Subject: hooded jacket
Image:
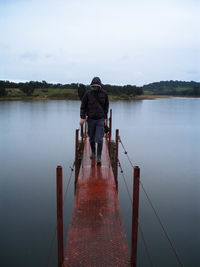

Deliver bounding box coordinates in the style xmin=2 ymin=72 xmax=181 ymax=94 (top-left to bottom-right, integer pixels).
xmin=80 ymin=88 xmax=109 ymax=120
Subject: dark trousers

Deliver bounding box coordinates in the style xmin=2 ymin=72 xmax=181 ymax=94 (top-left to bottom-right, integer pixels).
xmin=87 ymin=118 xmax=104 ymax=144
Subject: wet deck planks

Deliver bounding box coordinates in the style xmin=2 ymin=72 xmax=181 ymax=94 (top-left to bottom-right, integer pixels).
xmin=63 ymin=137 xmax=130 ymax=266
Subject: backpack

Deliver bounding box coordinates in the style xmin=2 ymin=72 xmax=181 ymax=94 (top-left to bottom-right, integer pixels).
xmin=78 ymin=84 xmax=87 ymax=100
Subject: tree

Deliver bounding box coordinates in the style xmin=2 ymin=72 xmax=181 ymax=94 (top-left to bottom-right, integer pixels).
xmin=0 ymin=88 xmax=6 ymax=97
xmin=193 ymin=86 xmax=200 ymax=96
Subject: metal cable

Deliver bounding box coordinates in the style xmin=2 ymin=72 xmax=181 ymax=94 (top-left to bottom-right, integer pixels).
xmin=138 ymin=223 xmax=154 ymax=267
xmin=45 ymin=162 xmax=75 ymax=267
xmin=118 ymin=160 xmax=132 ymax=203
xmin=118 ymin=136 xmax=184 ymax=266
xmin=118 ymin=159 xmax=154 ymax=267
xmin=118 ymin=136 xmax=134 ymax=167
xmin=63 ymin=161 xmax=75 ymax=204
xmin=140 ymin=181 xmax=184 ymax=267
xmin=45 ymin=226 xmax=57 ymax=267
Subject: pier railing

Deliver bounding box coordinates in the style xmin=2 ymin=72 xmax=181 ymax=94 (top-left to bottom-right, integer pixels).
xmin=45 ymin=108 xmax=183 ymax=267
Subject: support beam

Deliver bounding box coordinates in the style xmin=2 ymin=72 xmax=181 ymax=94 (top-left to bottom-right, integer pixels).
xmin=114 ymin=129 xmax=119 ymax=191
xmin=131 ymin=166 xmax=140 ymax=267
xmin=56 ymin=165 xmax=64 ymax=267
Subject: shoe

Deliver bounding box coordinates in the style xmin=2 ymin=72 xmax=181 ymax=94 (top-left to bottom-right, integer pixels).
xmin=97 ymin=156 xmax=101 ymax=165
xmin=97 ymin=143 xmax=102 ymax=165
xmin=90 ymin=151 xmax=95 ymax=159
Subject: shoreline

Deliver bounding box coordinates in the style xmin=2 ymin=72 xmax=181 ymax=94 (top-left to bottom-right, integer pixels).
xmin=0 ymin=94 xmax=199 ymax=101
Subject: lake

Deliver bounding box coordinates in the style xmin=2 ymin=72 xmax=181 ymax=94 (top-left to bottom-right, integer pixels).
xmin=0 ymin=98 xmax=199 ymax=267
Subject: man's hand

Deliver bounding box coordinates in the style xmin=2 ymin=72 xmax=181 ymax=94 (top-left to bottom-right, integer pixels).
xmin=80 ymin=119 xmax=85 ymax=126
xmin=104 ymin=119 xmax=107 ymax=126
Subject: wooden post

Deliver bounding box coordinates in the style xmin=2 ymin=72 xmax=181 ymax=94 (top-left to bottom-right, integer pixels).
xmin=109 ymin=109 xmax=112 ymax=152
xmin=75 ymin=129 xmax=79 ymax=185
xmin=81 ymin=124 xmax=83 ymax=144
xmin=114 ymin=129 xmax=119 ymax=191
xmin=131 ymin=166 xmax=140 ymax=267
xmin=84 ymin=119 xmax=87 ymax=138
xmin=56 ymin=165 xmax=63 ymax=267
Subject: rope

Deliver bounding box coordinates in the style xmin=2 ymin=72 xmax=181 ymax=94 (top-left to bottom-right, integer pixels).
xmin=45 ymin=162 xmax=75 ymax=267
xmin=118 ymin=136 xmax=134 ymax=167
xmin=118 ymin=159 xmax=154 ymax=267
xmin=140 ymin=181 xmax=184 ymax=266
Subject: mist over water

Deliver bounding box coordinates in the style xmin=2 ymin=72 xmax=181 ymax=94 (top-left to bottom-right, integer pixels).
xmin=0 ymin=98 xmax=199 ymax=267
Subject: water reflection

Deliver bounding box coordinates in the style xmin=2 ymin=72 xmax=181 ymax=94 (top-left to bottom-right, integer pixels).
xmin=0 ymin=99 xmax=200 ymax=267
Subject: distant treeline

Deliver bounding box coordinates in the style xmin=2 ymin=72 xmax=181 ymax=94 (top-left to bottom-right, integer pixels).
xmin=0 ymin=80 xmax=79 ymax=96
xmin=0 ymin=79 xmax=200 ymax=97
xmin=143 ymin=80 xmax=200 ymax=96
xmin=102 ymin=84 xmax=143 ymax=96
xmin=0 ymin=80 xmax=143 ymax=97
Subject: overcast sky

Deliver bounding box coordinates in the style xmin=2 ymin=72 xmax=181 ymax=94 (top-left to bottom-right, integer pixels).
xmin=0 ymin=0 xmax=199 ymax=86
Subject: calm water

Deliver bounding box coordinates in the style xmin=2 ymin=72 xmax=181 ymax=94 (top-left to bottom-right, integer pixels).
xmin=0 ymin=98 xmax=199 ymax=267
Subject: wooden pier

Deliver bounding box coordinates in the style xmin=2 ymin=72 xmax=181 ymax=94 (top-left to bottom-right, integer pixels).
xmin=54 ymin=113 xmax=183 ymax=267
xmin=63 ymin=137 xmax=130 ymax=266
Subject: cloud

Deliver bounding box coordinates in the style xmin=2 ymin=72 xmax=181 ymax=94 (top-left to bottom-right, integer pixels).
xmin=20 ymin=52 xmax=39 ymax=61
xmin=0 ymin=0 xmax=199 ymax=85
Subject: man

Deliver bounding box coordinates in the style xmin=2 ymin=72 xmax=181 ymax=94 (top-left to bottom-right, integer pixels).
xmin=80 ymin=77 xmax=109 ymax=164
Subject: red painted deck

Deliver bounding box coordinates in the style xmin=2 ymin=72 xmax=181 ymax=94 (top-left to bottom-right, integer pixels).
xmin=63 ymin=138 xmax=130 ymax=266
